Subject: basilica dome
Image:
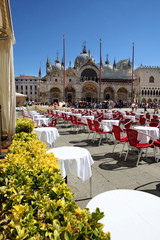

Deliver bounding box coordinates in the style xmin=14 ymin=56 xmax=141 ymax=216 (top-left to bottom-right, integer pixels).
xmin=103 ymin=56 xmax=113 ymax=71
xmin=103 ymin=64 xmax=113 ymax=71
xmin=52 ymin=58 xmax=63 ymax=71
xmin=74 ymin=47 xmax=95 ymax=68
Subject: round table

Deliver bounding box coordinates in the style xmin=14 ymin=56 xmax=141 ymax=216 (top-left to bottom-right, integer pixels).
xmin=33 ymin=127 xmax=59 ymax=147
xmin=87 ymin=189 xmax=160 ymax=240
xmin=134 ymin=126 xmax=159 ymax=144
xmin=47 ymin=146 xmax=94 ymax=199
xmin=81 ymin=115 xmax=94 ymax=124
xmin=34 ymin=117 xmax=49 ymax=127
xmin=47 ymin=146 xmax=94 ymax=182
xmin=100 ymin=120 xmax=119 ymax=131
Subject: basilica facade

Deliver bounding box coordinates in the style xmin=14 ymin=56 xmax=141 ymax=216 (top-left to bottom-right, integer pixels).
xmin=39 ymin=45 xmax=135 ymax=104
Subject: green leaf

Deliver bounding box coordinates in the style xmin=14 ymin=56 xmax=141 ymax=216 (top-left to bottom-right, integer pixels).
xmin=54 ymin=230 xmax=60 ymax=240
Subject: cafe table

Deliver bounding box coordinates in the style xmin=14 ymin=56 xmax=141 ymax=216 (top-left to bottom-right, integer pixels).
xmin=81 ymin=115 xmax=94 ymax=124
xmin=100 ymin=119 xmax=119 ymax=131
xmin=134 ymin=126 xmax=159 ymax=144
xmin=47 ymin=146 xmax=94 ymax=198
xmin=86 ymin=189 xmax=160 ymax=240
xmin=33 ymin=127 xmax=59 ymax=148
xmin=34 ymin=117 xmax=49 ymax=127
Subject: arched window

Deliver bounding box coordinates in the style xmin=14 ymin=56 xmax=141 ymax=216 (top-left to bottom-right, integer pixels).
xmin=149 ymin=76 xmax=154 ymax=83
xmin=142 ymin=90 xmax=144 ymax=96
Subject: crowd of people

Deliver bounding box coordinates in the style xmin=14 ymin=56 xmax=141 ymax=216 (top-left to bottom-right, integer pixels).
xmin=25 ymin=100 xmax=160 ymax=114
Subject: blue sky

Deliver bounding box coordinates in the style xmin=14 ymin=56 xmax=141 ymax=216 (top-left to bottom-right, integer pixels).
xmin=10 ymin=0 xmax=160 ymax=77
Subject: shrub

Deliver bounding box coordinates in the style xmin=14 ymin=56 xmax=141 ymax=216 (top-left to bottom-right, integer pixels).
xmin=16 ymin=118 xmax=34 ymax=133
xmin=0 ymin=121 xmax=110 ymax=239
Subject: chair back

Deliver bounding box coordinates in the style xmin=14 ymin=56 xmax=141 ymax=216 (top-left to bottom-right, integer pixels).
xmin=146 ymin=112 xmax=150 ymax=120
xmin=70 ymin=115 xmax=75 ymax=124
xmin=93 ymin=120 xmax=100 ymax=133
xmin=150 ymin=119 xmax=159 ymax=124
xmin=124 ymin=118 xmax=132 ymax=129
xmin=126 ymin=128 xmax=138 ymax=147
xmin=149 ymin=122 xmax=159 ymax=127
xmin=51 ymin=118 xmax=57 ymax=127
xmin=139 ymin=117 xmax=146 ymax=126
xmin=153 ymin=115 xmax=158 ymax=120
xmin=87 ymin=118 xmax=94 ymax=131
xmin=112 ymin=125 xmax=121 ymax=141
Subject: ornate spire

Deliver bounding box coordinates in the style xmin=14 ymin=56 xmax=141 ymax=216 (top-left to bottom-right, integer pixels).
xmin=105 ymin=54 xmax=109 ymax=64
xmin=113 ymin=58 xmax=116 ymax=69
xmin=55 ymin=51 xmax=60 ymax=63
xmin=82 ymin=40 xmax=87 ymax=54
xmin=39 ymin=66 xmax=41 ymax=78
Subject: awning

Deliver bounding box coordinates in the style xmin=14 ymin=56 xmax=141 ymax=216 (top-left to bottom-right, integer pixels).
xmin=0 ymin=0 xmax=16 ymax=139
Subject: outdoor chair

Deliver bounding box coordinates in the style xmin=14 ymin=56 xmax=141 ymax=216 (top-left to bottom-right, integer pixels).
xmin=87 ymin=118 xmax=96 ymax=141
xmin=73 ymin=115 xmax=84 ymax=133
xmin=124 ymin=128 xmax=154 ymax=167
xmin=93 ymin=120 xmax=112 ymax=146
xmin=112 ymin=125 xmax=128 ymax=157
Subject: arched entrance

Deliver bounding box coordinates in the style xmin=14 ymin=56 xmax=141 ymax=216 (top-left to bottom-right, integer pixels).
xmin=65 ymin=86 xmax=75 ymax=103
xmin=50 ymin=87 xmax=61 ymax=102
xmin=104 ymin=87 xmax=114 ymax=101
xmin=81 ymin=68 xmax=98 ymax=82
xmin=82 ymin=83 xmax=98 ymax=102
xmin=117 ymin=88 xmax=128 ymax=101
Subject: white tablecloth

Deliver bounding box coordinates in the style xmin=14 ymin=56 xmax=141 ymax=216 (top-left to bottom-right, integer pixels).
xmin=34 ymin=127 xmax=59 ymax=147
xmin=81 ymin=115 xmax=94 ymax=124
xmin=34 ymin=117 xmax=49 ymax=127
xmin=32 ymin=114 xmax=45 ymax=121
xmin=103 ymin=112 xmax=113 ymax=119
xmin=100 ymin=120 xmax=119 ymax=131
xmin=87 ymin=189 xmax=160 ymax=240
xmin=47 ymin=146 xmax=94 ymax=182
xmin=72 ymin=113 xmax=81 ymax=118
xmin=124 ymin=115 xmax=136 ymax=122
xmin=134 ymin=126 xmax=159 ymax=144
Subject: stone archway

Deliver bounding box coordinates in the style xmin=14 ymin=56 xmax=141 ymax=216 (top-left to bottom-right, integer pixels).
xmin=148 ymin=98 xmax=152 ymax=103
xmin=117 ymin=88 xmax=128 ymax=101
xmin=82 ymin=83 xmax=98 ymax=102
xmin=142 ymin=98 xmax=146 ymax=103
xmin=65 ymin=86 xmax=76 ymax=103
xmin=104 ymin=87 xmax=114 ymax=101
xmin=50 ymin=87 xmax=61 ymax=102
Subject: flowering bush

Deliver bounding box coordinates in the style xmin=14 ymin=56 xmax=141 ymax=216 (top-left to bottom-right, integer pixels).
xmin=0 ymin=121 xmax=110 ymax=239
xmin=16 ymin=118 xmax=34 ymax=133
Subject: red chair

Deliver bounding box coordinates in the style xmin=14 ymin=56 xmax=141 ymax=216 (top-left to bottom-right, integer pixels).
xmin=123 ymin=118 xmax=132 ymax=131
xmin=112 ymin=125 xmax=128 ymax=157
xmin=149 ymin=122 xmax=159 ymax=127
xmin=73 ymin=116 xmax=84 ymax=133
xmin=146 ymin=112 xmax=151 ymax=121
xmin=153 ymin=139 xmax=160 ymax=162
xmin=139 ymin=117 xmax=146 ymax=126
xmin=48 ymin=118 xmax=57 ymax=127
xmin=70 ymin=115 xmax=76 ymax=131
xmin=87 ymin=118 xmax=96 ymax=140
xmin=93 ymin=120 xmax=112 ymax=146
xmin=124 ymin=128 xmax=153 ymax=166
xmin=153 ymin=115 xmax=158 ymax=120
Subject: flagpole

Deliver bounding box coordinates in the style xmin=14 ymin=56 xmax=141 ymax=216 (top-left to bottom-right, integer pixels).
xmin=99 ymin=38 xmax=102 ymax=103
xmin=63 ymin=35 xmax=65 ymax=101
xmin=131 ymin=42 xmax=134 ymax=103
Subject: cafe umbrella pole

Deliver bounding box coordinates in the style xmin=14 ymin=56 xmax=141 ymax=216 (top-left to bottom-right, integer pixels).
xmin=0 ymin=105 xmax=7 ymax=159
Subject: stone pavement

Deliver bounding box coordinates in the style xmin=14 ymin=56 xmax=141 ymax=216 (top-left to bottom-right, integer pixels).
xmin=52 ymin=108 xmax=160 ymax=209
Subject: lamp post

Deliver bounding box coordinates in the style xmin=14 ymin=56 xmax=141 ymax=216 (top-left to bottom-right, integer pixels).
xmin=131 ymin=42 xmax=134 ymax=103
xmin=99 ymin=38 xmax=102 ymax=103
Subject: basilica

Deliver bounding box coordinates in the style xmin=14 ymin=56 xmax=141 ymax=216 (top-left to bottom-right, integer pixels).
xmin=39 ymin=44 xmax=135 ymax=104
